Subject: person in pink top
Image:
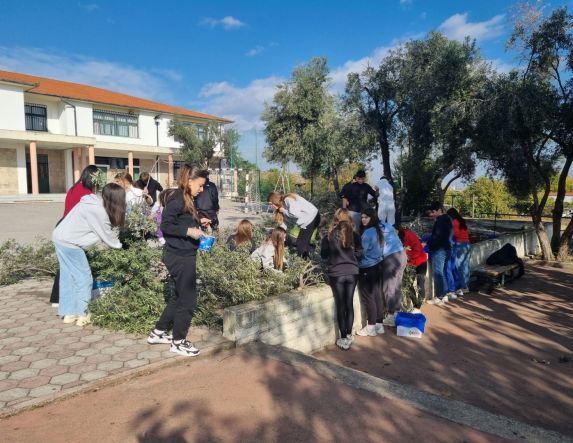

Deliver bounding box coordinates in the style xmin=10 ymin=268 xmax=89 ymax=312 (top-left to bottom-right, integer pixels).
xmin=447 ymin=208 xmax=471 ymax=295
xmin=51 ymin=165 xmax=99 ymax=305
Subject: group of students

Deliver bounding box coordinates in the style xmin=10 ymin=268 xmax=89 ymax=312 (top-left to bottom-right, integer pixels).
xmin=51 ymin=164 xmax=470 ymax=357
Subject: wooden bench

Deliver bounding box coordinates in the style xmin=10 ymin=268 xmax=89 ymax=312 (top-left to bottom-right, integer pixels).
xmin=469 ymin=263 xmax=521 ymax=294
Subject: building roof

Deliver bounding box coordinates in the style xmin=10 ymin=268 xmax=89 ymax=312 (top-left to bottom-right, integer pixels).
xmin=0 ymin=69 xmax=232 ymax=123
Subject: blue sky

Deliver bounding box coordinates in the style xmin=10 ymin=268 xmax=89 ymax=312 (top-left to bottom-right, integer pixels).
xmin=0 ymin=0 xmax=571 ymax=173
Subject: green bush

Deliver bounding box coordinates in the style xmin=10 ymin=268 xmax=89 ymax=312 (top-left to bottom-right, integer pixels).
xmin=0 ymin=239 xmax=57 ymax=286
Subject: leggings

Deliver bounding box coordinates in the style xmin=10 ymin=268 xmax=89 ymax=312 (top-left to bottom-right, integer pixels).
xmin=329 ymin=274 xmax=358 ymax=338
xmin=296 ymin=214 xmax=321 ymax=258
xmin=416 ymin=261 xmax=428 ymax=300
xmin=358 ymin=263 xmax=383 ymax=325
xmin=381 ymin=250 xmax=407 ymax=314
xmin=155 ymin=252 xmax=198 ymax=341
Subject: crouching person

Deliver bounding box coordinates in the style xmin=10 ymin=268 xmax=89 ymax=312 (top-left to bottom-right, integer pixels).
xmin=52 ymin=183 xmax=126 ymax=327
xmin=251 ymin=227 xmax=287 ymax=271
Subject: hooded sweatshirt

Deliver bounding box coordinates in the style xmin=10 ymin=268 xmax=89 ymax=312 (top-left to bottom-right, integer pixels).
xmin=53 ymin=194 xmax=122 ymax=250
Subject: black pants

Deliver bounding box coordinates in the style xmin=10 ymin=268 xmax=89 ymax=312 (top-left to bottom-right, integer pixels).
xmin=50 ymin=269 xmax=60 ymax=303
xmin=358 ymin=263 xmax=383 ymax=325
xmin=330 ymin=274 xmax=358 ymax=338
xmin=155 ymin=252 xmax=198 ymax=341
xmin=416 ymin=262 xmax=428 ymax=301
xmin=296 ymin=214 xmax=321 ymax=259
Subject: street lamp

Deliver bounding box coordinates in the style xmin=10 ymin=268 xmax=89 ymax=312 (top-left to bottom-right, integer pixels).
xmin=154 ymin=115 xmax=160 ymax=147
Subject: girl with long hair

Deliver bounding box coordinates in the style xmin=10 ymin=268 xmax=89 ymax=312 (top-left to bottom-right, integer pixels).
xmin=267 ymin=191 xmax=320 ymax=259
xmin=51 ymin=165 xmax=100 ymax=306
xmin=447 ymin=207 xmax=471 ymax=296
xmin=227 ymin=219 xmax=256 ymax=252
xmin=147 ymin=164 xmax=210 ymax=357
xmin=52 ymin=183 xmax=126 ymax=326
xmin=321 ymin=209 xmax=362 ymax=350
xmin=356 ymin=207 xmax=385 ymax=337
xmin=251 ymin=227 xmax=287 ymax=271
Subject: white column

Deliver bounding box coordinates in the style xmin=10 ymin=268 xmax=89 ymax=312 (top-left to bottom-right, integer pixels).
xmin=16 ymin=145 xmax=28 ymax=195
xmin=64 ymin=149 xmax=74 ymax=190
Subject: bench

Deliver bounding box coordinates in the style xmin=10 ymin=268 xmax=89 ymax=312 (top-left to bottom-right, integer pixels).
xmin=469 ymin=263 xmax=521 ymax=294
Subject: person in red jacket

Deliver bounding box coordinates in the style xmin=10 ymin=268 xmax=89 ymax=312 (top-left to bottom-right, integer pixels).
xmin=51 ymin=165 xmax=99 ymax=305
xmin=397 ymin=225 xmax=428 ymax=306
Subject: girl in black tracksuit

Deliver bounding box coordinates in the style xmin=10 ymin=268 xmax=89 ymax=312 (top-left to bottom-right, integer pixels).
xmin=321 ymin=209 xmax=362 ymax=350
xmin=147 ymin=164 xmax=209 ymax=357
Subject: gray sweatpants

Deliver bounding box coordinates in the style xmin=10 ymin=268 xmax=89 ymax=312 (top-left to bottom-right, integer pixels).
xmin=380 ymin=249 xmax=408 ymax=315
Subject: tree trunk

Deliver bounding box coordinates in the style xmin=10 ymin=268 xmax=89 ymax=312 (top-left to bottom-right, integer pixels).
xmin=557 ymin=217 xmax=573 ymax=260
xmin=331 ymin=167 xmax=340 ymax=195
xmin=310 ymin=176 xmax=314 ymax=199
xmin=378 ymin=135 xmax=393 ymax=182
xmin=533 ymin=218 xmax=554 ymax=260
xmin=551 ymin=156 xmax=573 ymax=252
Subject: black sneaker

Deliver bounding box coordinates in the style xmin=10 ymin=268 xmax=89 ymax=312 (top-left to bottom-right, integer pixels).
xmin=147 ymin=330 xmax=173 ymax=344
xmin=170 ymin=339 xmax=200 ymax=357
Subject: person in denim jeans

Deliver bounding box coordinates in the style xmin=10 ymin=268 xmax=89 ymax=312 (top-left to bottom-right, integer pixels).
xmin=447 ymin=208 xmax=471 ymax=295
xmin=423 ymin=202 xmax=453 ymax=305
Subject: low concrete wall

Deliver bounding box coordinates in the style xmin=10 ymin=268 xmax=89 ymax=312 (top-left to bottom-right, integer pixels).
xmin=223 ymin=285 xmax=364 ymax=354
xmin=223 ymin=224 xmax=552 ymax=354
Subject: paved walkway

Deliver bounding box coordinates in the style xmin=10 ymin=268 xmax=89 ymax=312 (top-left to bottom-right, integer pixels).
xmin=0 ymin=346 xmax=517 ymax=443
xmin=315 ymin=262 xmax=573 ymax=437
xmin=0 ymin=279 xmax=230 ymax=414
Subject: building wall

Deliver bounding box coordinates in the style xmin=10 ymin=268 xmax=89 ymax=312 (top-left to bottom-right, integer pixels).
xmin=0 ymin=148 xmax=19 ymax=194
xmin=23 ymin=94 xmax=63 ymax=134
xmin=0 ymin=84 xmax=25 ymax=131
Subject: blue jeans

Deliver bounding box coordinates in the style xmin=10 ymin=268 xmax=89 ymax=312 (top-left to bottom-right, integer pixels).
xmin=447 ymin=243 xmax=457 ymax=293
xmin=454 ymin=242 xmax=471 ymax=289
xmin=431 ymin=248 xmax=450 ymax=298
xmin=54 ymin=243 xmax=93 ymax=316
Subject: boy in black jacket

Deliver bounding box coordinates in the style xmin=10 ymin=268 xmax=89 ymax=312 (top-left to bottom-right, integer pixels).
xmin=424 ymin=201 xmax=454 ymax=304
xmin=195 ymin=174 xmax=220 ymax=232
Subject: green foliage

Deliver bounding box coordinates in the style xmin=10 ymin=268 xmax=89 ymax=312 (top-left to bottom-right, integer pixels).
xmin=169 ymin=120 xmax=222 ymax=168
xmin=0 ymin=239 xmax=57 ymax=286
xmin=446 ymin=177 xmax=520 ymax=217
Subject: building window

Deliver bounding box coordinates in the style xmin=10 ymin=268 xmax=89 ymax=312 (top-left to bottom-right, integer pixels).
xmin=25 ymin=103 xmax=48 ymax=132
xmin=93 ymin=110 xmax=139 ymax=138
xmin=181 ymin=121 xmax=206 ymax=138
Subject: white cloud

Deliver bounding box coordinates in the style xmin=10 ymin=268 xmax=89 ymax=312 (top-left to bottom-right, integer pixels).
xmin=438 ymin=13 xmax=505 ymax=42
xmin=400 ymin=0 xmax=412 ymax=8
xmin=78 ymin=3 xmax=99 ymax=12
xmin=0 ymin=47 xmax=182 ymax=103
xmin=201 ymin=16 xmax=246 ymax=30
xmin=246 ymin=46 xmax=264 ymax=57
xmin=198 ymin=77 xmax=283 ymax=131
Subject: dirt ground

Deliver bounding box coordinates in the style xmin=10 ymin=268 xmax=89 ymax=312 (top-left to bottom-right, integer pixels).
xmin=315 ymin=262 xmax=573 ymax=437
xmin=0 ymin=350 xmax=512 ymax=443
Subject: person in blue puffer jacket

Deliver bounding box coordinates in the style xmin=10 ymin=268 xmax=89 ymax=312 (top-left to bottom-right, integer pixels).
xmin=356 ymin=207 xmax=385 ymax=337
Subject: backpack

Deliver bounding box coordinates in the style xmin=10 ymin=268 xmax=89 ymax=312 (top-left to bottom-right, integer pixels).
xmin=486 ymin=243 xmax=524 ymax=276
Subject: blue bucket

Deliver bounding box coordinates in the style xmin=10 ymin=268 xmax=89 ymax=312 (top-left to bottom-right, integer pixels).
xmin=396 ymin=312 xmax=426 ymax=333
xmin=199 ymin=235 xmax=216 ymax=252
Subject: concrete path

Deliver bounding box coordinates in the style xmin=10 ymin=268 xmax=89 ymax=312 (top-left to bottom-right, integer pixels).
xmin=0 ymin=279 xmax=230 ymax=415
xmin=315 ymin=262 xmax=573 ymax=438
xmin=0 ymin=346 xmax=517 ymax=443
xmin=0 ymin=198 xmax=264 ymax=244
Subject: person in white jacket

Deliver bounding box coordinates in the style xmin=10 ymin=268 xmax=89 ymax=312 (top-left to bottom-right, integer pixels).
xmin=251 ymin=227 xmax=288 ymax=271
xmin=52 ymin=183 xmax=126 ymax=326
xmin=267 ymin=191 xmax=320 ymax=258
xmin=115 ymin=172 xmax=153 ymax=209
xmin=375 ymin=176 xmax=395 ymax=225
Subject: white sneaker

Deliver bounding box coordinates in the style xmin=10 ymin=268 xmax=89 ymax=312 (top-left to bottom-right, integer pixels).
xmin=461 ymin=288 xmax=470 ymax=294
xmin=455 ymin=289 xmax=464 ymax=296
xmin=356 ymin=325 xmax=377 ymax=337
xmin=147 ymin=330 xmax=173 ymax=344
xmin=336 ymin=338 xmax=347 ymax=349
xmin=51 ymin=303 xmax=59 ymax=308
xmin=345 ymin=334 xmax=354 ymax=345
xmin=170 ymin=339 xmax=200 ymax=357
xmin=426 ymin=298 xmax=441 ymax=305
xmin=343 ymin=337 xmax=353 ymax=349
xmin=75 ymin=314 xmax=91 ymax=326
xmin=62 ymin=315 xmax=78 ymax=324
xmin=375 ymin=323 xmax=385 ymax=334
xmin=442 ymin=295 xmax=449 ymax=303
xmin=446 ymin=292 xmax=457 ymax=300
xmin=382 ymin=313 xmax=396 ymax=327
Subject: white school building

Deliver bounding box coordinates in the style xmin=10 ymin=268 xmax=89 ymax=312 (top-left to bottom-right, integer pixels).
xmin=0 ymin=69 xmax=232 ymax=195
